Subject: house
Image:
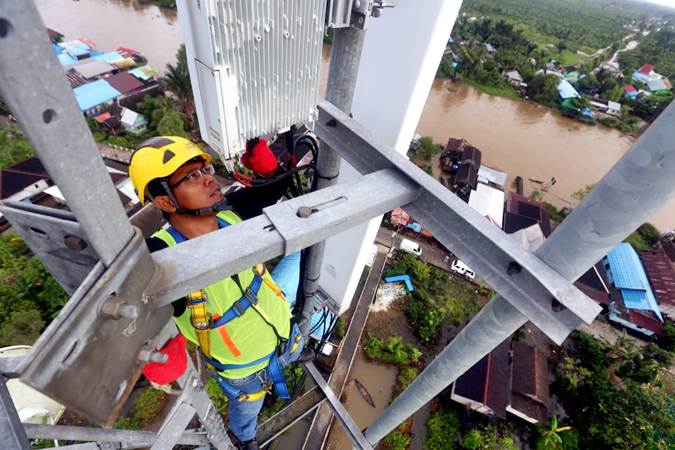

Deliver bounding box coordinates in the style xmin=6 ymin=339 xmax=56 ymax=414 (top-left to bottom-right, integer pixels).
xmin=623 ymin=84 xmax=639 ymax=99
xmin=646 ymin=78 xmax=672 ymax=94
xmin=557 ymin=80 xmax=580 ymax=100
xmin=640 ymin=249 xmax=675 ymax=321
xmin=72 ymin=79 xmax=122 ymax=115
xmin=0 ymin=157 xmax=50 ymax=205
xmin=503 ymin=191 xmax=552 ymax=237
xmin=453 ymin=146 xmax=482 ymax=198
xmin=120 ymin=108 xmax=147 ymax=136
xmin=105 ymin=72 xmax=145 ymax=96
xmin=604 ymin=243 xmax=663 ymax=337
xmin=588 ymin=99 xmax=621 ymax=116
xmin=504 ymin=69 xmax=527 ymax=88
xmin=73 ymin=59 xmax=117 ymax=80
xmin=452 ymin=340 xmax=550 ymax=424
xmin=477 ymin=165 xmax=507 ymax=190
xmin=468 ymin=183 xmax=505 ymax=228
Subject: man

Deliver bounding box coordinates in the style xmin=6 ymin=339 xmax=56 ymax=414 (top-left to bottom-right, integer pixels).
xmin=129 ymin=136 xmax=304 ymax=450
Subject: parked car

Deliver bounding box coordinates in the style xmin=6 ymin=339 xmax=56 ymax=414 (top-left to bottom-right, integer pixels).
xmin=399 ymin=238 xmax=422 ymax=256
xmin=450 ymin=259 xmax=475 ymax=279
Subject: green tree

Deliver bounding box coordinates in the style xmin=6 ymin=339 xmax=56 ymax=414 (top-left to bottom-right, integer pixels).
xmin=535 ymin=416 xmax=572 ymax=450
xmin=0 ymin=122 xmax=34 ymax=170
xmin=461 ymin=430 xmax=484 ymax=450
xmin=415 ymin=137 xmax=442 ymax=161
xmin=425 ymin=408 xmax=461 ymax=450
xmin=165 ymin=44 xmax=195 ymax=129
xmin=157 ymin=110 xmax=189 ymax=138
xmin=0 ymin=310 xmax=44 ymax=346
xmin=527 ymin=74 xmax=560 ymax=106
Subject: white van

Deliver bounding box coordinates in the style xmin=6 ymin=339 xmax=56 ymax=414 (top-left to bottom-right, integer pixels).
xmin=450 ymin=259 xmax=475 ymax=279
xmin=399 ymin=238 xmax=422 ymax=256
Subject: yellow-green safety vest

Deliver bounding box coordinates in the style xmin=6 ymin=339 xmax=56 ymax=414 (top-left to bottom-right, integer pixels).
xmin=152 ymin=210 xmax=292 ymax=379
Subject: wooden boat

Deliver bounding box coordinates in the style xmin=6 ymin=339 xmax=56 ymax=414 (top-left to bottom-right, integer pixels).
xmin=354 ymin=378 xmax=375 ymax=408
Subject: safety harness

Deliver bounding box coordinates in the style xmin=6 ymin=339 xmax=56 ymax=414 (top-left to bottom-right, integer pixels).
xmin=166 ymin=221 xmax=298 ymax=402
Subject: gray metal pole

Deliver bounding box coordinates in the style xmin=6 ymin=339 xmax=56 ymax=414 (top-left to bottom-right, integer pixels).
xmin=300 ymin=27 xmax=366 ymax=336
xmin=0 ymin=1 xmax=134 ymax=266
xmin=364 ymin=102 xmax=675 ymax=444
xmin=0 ymin=377 xmax=30 ymax=450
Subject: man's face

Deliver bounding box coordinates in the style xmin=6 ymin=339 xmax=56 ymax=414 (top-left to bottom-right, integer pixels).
xmin=167 ymin=160 xmax=223 ymax=211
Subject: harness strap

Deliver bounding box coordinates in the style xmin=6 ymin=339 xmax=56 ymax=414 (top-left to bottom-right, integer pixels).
xmin=201 ymin=349 xmax=276 ymax=372
xmin=187 ymin=290 xmax=212 ymax=358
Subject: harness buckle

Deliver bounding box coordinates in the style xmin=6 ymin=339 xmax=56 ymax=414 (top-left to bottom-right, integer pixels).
xmin=232 ymin=300 xmax=247 ymax=317
xmin=245 ymin=287 xmax=259 ymax=305
xmin=190 ymin=315 xmax=212 ymax=331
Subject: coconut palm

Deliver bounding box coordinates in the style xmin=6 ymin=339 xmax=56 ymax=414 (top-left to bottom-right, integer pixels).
xmin=165 ymin=45 xmax=195 ymax=129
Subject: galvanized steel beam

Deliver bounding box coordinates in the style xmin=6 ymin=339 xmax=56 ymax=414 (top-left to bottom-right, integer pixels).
xmin=315 ymin=98 xmax=601 ymax=344
xmin=0 ymin=377 xmax=29 ymax=450
xmin=363 ymin=100 xmax=675 ymax=445
xmin=0 ymin=1 xmax=133 ymax=266
xmin=146 ymin=169 xmax=418 ymax=306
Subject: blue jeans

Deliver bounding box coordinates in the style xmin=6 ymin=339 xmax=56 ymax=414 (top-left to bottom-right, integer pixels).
xmin=219 ymin=252 xmax=302 ymax=442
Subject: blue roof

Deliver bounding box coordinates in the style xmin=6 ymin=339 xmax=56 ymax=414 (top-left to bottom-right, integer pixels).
xmin=557 ymin=80 xmax=580 ymax=99
xmin=384 ymin=274 xmax=415 ymax=292
xmin=53 ymin=44 xmax=63 ymax=55
xmin=632 ymin=72 xmax=652 ymax=83
xmin=62 ymin=42 xmax=90 ymax=57
xmin=93 ymin=52 xmax=124 ymax=63
xmin=73 ymin=80 xmax=121 ymax=111
xmin=605 ymin=243 xmax=662 ymax=321
xmin=57 ymin=52 xmax=77 ymax=66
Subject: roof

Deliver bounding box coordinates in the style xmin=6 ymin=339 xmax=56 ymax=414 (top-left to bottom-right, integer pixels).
xmin=557 ymin=80 xmax=580 ymax=99
xmin=74 ymin=59 xmax=116 ymax=79
xmin=116 ymin=47 xmax=139 ymax=58
xmin=640 ymin=249 xmax=675 ymax=307
xmin=65 ymin=70 xmax=89 ymax=89
xmin=445 ymin=138 xmax=466 ymax=152
xmin=57 ymin=53 xmax=77 ymax=66
xmin=453 ymin=340 xmax=511 ymax=417
xmin=606 ymin=243 xmax=663 ymax=321
xmin=469 ymin=183 xmax=505 ymax=228
xmin=623 ymin=84 xmax=637 ymax=93
xmin=575 ymin=281 xmax=610 ymax=305
xmin=455 ymin=164 xmax=478 ymax=189
xmin=129 ymin=66 xmax=157 ymax=81
xmin=504 ymin=192 xmax=552 ymax=237
xmin=505 ymin=70 xmax=523 ymax=82
xmin=73 ymin=80 xmax=122 ymax=111
xmin=461 ymin=145 xmax=482 ymax=167
xmin=511 ymin=342 xmax=549 ymax=405
xmin=60 ymin=40 xmax=91 ymax=58
xmin=626 ymin=311 xmax=663 ymax=335
xmin=632 ymin=71 xmax=652 ymax=83
xmin=0 ymin=157 xmax=50 ymax=200
xmin=647 ymin=78 xmax=671 ymax=93
xmin=390 ymin=207 xmax=410 ymax=226
xmin=663 ymin=240 xmax=675 ymax=263
xmin=477 ymin=165 xmax=507 ymax=188
xmin=607 ymin=101 xmax=621 ymax=111
xmin=105 ymin=72 xmax=144 ymax=95
xmin=638 ymin=64 xmax=654 ymax=75
xmin=93 ymin=51 xmax=124 ymax=64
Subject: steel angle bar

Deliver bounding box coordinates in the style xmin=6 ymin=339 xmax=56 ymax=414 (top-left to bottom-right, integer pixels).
xmin=24 ymin=424 xmax=209 ymax=447
xmin=257 ymin=386 xmax=325 ymax=447
xmin=304 ymin=362 xmax=373 ymax=450
xmin=20 ymin=230 xmax=173 ymax=425
xmin=1 ymin=201 xmax=100 ymax=294
xmin=315 ymin=99 xmax=601 ymax=344
xmin=0 ymin=1 xmax=133 ymax=265
xmin=150 ymin=399 xmax=196 ymax=450
xmin=146 ymin=169 xmax=418 ymax=307
xmin=0 ymin=377 xmax=30 ymax=450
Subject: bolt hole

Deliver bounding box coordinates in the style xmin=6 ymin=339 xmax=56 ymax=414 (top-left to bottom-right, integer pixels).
xmin=42 ymin=109 xmax=57 ymax=124
xmin=61 ymin=339 xmax=79 ymax=364
xmin=0 ymin=18 xmax=13 ymax=39
xmin=112 ymin=380 xmax=128 ymax=405
xmin=29 ymin=227 xmax=48 ymax=238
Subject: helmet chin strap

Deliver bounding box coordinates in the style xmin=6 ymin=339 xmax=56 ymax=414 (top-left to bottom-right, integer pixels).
xmin=159 ymin=180 xmax=233 ymax=217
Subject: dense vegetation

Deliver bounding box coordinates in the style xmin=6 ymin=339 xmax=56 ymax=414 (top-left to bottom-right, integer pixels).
xmin=462 ymin=0 xmax=672 ymax=51
xmin=0 ymin=235 xmax=69 ymax=346
xmin=0 ymin=122 xmax=34 ymax=170
xmin=553 ymin=331 xmax=674 ymax=449
xmin=620 ymin=28 xmax=675 ymax=80
xmin=386 ymin=254 xmax=486 ymax=345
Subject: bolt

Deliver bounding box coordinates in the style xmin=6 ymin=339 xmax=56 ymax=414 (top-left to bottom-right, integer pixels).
xmin=64 ymin=234 xmax=87 ymax=251
xmin=138 ymin=348 xmax=168 ymax=363
xmin=506 ymin=261 xmax=522 ymax=275
xmin=100 ymin=296 xmax=138 ymax=320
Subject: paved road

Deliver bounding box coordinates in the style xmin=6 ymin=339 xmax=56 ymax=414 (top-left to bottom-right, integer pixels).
xmin=376 ymin=227 xmax=451 ymax=273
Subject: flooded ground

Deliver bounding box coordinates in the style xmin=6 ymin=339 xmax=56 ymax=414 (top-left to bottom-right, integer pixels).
xmin=37 ymin=0 xmax=182 ymax=71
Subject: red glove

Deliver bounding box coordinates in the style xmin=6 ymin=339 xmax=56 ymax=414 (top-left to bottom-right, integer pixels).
xmin=242 ymin=138 xmax=278 ymax=177
xmin=142 ymin=334 xmax=188 ymax=385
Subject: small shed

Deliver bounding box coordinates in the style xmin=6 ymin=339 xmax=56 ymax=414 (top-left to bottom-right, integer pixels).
xmin=120 ymin=108 xmax=147 ymax=135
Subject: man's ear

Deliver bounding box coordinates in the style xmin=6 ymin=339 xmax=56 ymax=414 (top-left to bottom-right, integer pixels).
xmin=154 ymin=195 xmax=177 ymax=214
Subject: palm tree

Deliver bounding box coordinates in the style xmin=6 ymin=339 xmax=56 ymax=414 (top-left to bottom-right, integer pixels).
xmin=536 ymin=416 xmax=572 ymax=450
xmin=165 ymin=45 xmax=195 ymax=130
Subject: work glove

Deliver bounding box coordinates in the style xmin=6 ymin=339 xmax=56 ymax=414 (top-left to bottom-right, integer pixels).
xmin=242 ymin=137 xmax=278 ymax=177
xmin=142 ymin=334 xmax=188 ymax=385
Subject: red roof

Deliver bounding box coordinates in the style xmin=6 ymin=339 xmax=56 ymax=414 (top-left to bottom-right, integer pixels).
xmin=638 ymin=64 xmax=654 ymax=75
xmin=627 ymin=310 xmax=663 ymax=335
xmin=640 ymin=249 xmax=675 ymax=307
xmin=94 ymin=112 xmax=112 ymax=123
xmin=623 ymin=84 xmax=637 ymax=93
xmin=116 ymin=47 xmax=139 ymax=58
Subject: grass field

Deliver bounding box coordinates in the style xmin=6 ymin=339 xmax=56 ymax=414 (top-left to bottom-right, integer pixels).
xmin=461 ymin=78 xmax=521 ymax=100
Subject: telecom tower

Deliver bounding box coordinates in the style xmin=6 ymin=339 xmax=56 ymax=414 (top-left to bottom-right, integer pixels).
xmin=0 ymin=1 xmax=674 ymax=449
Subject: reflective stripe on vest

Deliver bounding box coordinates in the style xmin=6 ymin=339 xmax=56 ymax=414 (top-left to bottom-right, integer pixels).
xmin=152 ymin=211 xmax=292 ymax=379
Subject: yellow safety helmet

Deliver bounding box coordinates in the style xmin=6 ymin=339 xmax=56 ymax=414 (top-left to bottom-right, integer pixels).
xmin=129 ymin=136 xmax=212 ymax=205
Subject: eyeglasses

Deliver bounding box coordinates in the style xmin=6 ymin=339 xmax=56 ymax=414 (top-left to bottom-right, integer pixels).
xmin=170 ymin=165 xmax=216 ymax=188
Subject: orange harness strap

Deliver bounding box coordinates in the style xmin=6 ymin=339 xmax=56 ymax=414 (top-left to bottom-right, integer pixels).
xmin=212 ymin=314 xmax=241 ymax=357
